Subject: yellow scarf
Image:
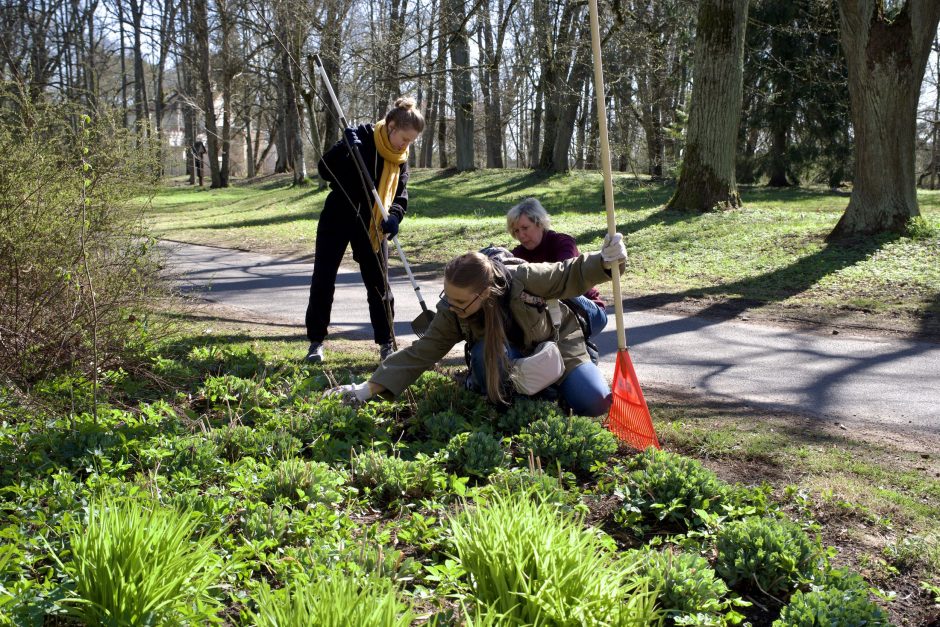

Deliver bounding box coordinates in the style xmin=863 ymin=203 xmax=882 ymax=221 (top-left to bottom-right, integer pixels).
xmin=370 ymin=119 xmax=409 ymax=251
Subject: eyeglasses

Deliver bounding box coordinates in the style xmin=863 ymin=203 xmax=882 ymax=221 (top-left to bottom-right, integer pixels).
xmin=439 ymin=288 xmax=483 ymax=314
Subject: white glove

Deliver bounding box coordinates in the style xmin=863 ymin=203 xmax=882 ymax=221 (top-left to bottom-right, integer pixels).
xmin=324 ymin=381 xmax=373 ymax=403
xmin=600 ymin=233 xmax=627 ymax=268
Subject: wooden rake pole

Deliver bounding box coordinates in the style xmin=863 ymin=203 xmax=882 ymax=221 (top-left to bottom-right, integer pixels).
xmin=588 ymin=0 xmax=660 ymax=450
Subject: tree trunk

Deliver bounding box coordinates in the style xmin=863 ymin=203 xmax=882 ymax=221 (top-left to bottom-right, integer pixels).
xmin=178 ymin=0 xmax=196 ymax=183
xmin=128 ymin=0 xmax=150 ymax=139
xmin=446 ymin=0 xmax=475 ymax=170
xmin=245 ymin=116 xmax=255 ymax=178
xmin=529 ymin=80 xmax=542 ymax=169
xmin=931 ymin=37 xmax=939 ymax=190
xmin=192 ymin=0 xmax=222 ymax=187
xmin=550 ymin=19 xmax=591 ymax=173
xmin=419 ymin=0 xmax=437 ymax=168
xmin=479 ymin=0 xmax=509 ymax=168
xmin=829 ymin=0 xmax=940 ymax=238
xmin=116 ymin=0 xmax=129 ymax=128
xmin=282 ymin=50 xmax=306 ymax=184
xmin=381 ymin=0 xmax=407 ymax=107
xmin=640 ymin=101 xmax=664 ymax=179
xmin=218 ymin=0 xmax=232 ymax=186
xmin=766 ymin=125 xmax=790 ymax=186
xmin=435 ymin=6 xmax=448 ymax=168
xmin=153 ymin=0 xmax=176 ymax=174
xmin=319 ymin=1 xmax=343 ymax=155
xmin=667 ymin=0 xmax=748 ymax=212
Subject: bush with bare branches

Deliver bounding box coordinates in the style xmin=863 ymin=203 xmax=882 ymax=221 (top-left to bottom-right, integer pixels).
xmin=0 ymin=93 xmax=164 ymax=387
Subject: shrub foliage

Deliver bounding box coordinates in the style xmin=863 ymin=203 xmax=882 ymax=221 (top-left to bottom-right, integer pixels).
xmin=0 ymin=95 xmax=162 ymax=386
xmin=715 ymin=516 xmax=821 ymax=598
xmin=516 ymin=414 xmax=617 ymax=474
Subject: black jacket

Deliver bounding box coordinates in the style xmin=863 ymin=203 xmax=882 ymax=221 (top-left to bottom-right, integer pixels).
xmin=317 ymin=123 xmax=410 ymax=222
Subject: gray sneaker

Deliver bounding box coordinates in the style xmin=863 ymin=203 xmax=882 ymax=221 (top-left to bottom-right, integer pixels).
xmin=305 ymin=342 xmax=324 ymax=363
xmin=379 ymin=341 xmax=395 ymax=361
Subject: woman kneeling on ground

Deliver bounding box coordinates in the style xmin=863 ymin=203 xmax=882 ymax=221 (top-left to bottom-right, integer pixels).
xmin=507 ymin=197 xmax=608 ymax=339
xmin=325 ymin=234 xmax=627 ymax=416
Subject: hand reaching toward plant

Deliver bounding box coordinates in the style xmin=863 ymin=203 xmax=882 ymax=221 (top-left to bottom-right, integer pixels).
xmin=324 ymin=380 xmax=378 ymax=404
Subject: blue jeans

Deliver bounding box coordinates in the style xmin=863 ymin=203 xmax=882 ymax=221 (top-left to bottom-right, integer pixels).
xmin=469 ymin=343 xmax=612 ymax=417
xmin=572 ymin=295 xmax=608 ymax=339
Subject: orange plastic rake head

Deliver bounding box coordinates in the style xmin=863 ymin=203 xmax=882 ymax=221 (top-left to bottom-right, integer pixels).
xmin=607 ymin=348 xmax=660 ymax=451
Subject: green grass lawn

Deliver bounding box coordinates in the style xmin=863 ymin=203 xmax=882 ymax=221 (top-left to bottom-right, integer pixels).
xmin=148 ymin=170 xmax=940 ymax=336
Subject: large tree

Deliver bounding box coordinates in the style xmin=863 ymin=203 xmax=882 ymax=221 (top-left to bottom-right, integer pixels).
xmin=444 ymin=0 xmax=474 ymax=170
xmin=667 ymin=0 xmax=749 ymax=212
xmin=829 ymin=0 xmax=940 ymax=238
xmin=192 ymin=0 xmax=223 ymax=187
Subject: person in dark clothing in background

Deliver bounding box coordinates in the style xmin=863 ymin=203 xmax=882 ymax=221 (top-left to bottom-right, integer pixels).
xmin=507 ymin=197 xmax=608 ymax=339
xmin=305 ymin=97 xmax=425 ymax=363
xmin=192 ymin=139 xmax=207 ymax=186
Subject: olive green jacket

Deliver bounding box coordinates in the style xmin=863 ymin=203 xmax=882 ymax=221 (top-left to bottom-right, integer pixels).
xmin=371 ymin=252 xmax=613 ymax=396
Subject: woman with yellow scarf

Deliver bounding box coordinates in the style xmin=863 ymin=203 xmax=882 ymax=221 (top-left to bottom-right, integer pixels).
xmin=305 ymin=98 xmax=425 ymax=364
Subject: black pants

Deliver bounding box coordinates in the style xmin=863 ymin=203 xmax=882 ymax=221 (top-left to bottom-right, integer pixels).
xmin=305 ymin=202 xmax=394 ymax=345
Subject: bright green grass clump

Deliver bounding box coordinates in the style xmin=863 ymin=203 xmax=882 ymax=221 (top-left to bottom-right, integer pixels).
xmin=449 ymin=488 xmax=661 ymax=626
xmin=245 ymin=574 xmax=414 ymax=627
xmin=58 ymin=498 xmax=223 ymax=626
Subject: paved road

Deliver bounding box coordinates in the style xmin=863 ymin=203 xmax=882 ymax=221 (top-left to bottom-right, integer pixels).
xmin=162 ymin=240 xmax=940 ymax=431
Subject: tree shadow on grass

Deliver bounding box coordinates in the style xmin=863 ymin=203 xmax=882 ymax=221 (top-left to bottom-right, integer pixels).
xmin=459 ymin=169 xmax=556 ymax=200
xmin=202 ymin=210 xmax=316 ymax=230
xmin=625 ymin=234 xmax=899 ymax=319
xmin=572 ymin=205 xmax=702 ymax=250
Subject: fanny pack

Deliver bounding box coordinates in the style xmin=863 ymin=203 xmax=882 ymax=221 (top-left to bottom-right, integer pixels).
xmin=509 ymin=340 xmax=565 ymax=395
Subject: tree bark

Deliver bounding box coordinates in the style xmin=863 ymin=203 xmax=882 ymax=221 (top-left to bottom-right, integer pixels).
xmin=192 ymin=0 xmax=222 ymax=187
xmin=550 ymin=18 xmax=592 ymax=172
xmin=435 ymin=4 xmax=449 ymax=168
xmin=116 ymin=0 xmax=129 ymax=128
xmin=419 ymin=0 xmax=438 ymax=168
xmin=667 ymin=0 xmax=748 ymax=212
xmin=319 ymin=0 xmax=344 ymax=155
xmin=282 ymin=49 xmax=306 ymax=184
xmin=479 ymin=0 xmax=515 ymax=168
xmin=829 ymin=0 xmax=940 ymax=238
xmin=445 ymin=0 xmax=474 ymax=170
xmin=128 ymin=0 xmax=150 ymax=139
xmin=766 ymin=125 xmax=790 ymax=187
xmin=218 ymin=0 xmax=233 ymax=186
xmin=153 ymin=0 xmax=176 ymax=174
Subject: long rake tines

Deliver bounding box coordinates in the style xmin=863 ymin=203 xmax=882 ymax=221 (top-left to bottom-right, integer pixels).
xmin=607 ymin=349 xmax=660 ymax=451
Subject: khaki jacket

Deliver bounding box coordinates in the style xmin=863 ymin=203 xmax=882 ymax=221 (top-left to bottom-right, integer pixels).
xmin=371 ymin=252 xmax=613 ymax=396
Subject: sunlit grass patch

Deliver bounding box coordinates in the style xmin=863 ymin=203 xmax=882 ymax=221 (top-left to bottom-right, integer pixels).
xmin=147 ymin=169 xmax=940 ymax=334
xmin=57 ymin=498 xmax=223 ymax=625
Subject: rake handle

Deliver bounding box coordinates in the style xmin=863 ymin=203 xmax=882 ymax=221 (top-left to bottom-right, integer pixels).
xmin=588 ymin=0 xmax=626 ymax=352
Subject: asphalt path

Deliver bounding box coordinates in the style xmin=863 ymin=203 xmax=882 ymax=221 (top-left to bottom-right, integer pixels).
xmin=161 ymin=240 xmax=940 ymax=432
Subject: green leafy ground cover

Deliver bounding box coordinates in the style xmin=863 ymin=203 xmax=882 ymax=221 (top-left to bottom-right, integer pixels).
xmin=1 ymin=311 xmax=937 ymax=625
xmin=147 ymin=170 xmax=940 ymax=338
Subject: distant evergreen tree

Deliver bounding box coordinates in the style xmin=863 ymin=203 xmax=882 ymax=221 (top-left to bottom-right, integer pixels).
xmin=738 ymin=0 xmax=851 ymax=188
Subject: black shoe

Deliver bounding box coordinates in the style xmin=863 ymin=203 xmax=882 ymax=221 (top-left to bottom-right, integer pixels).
xmin=379 ymin=341 xmax=395 ymax=361
xmin=305 ymin=341 xmax=324 ymax=363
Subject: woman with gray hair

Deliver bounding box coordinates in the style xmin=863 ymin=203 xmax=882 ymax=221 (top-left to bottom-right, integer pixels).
xmin=506 ymin=198 xmax=608 ymax=339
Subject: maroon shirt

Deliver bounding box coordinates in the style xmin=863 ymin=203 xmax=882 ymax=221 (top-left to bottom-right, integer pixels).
xmin=511 ymin=230 xmax=604 ymax=306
